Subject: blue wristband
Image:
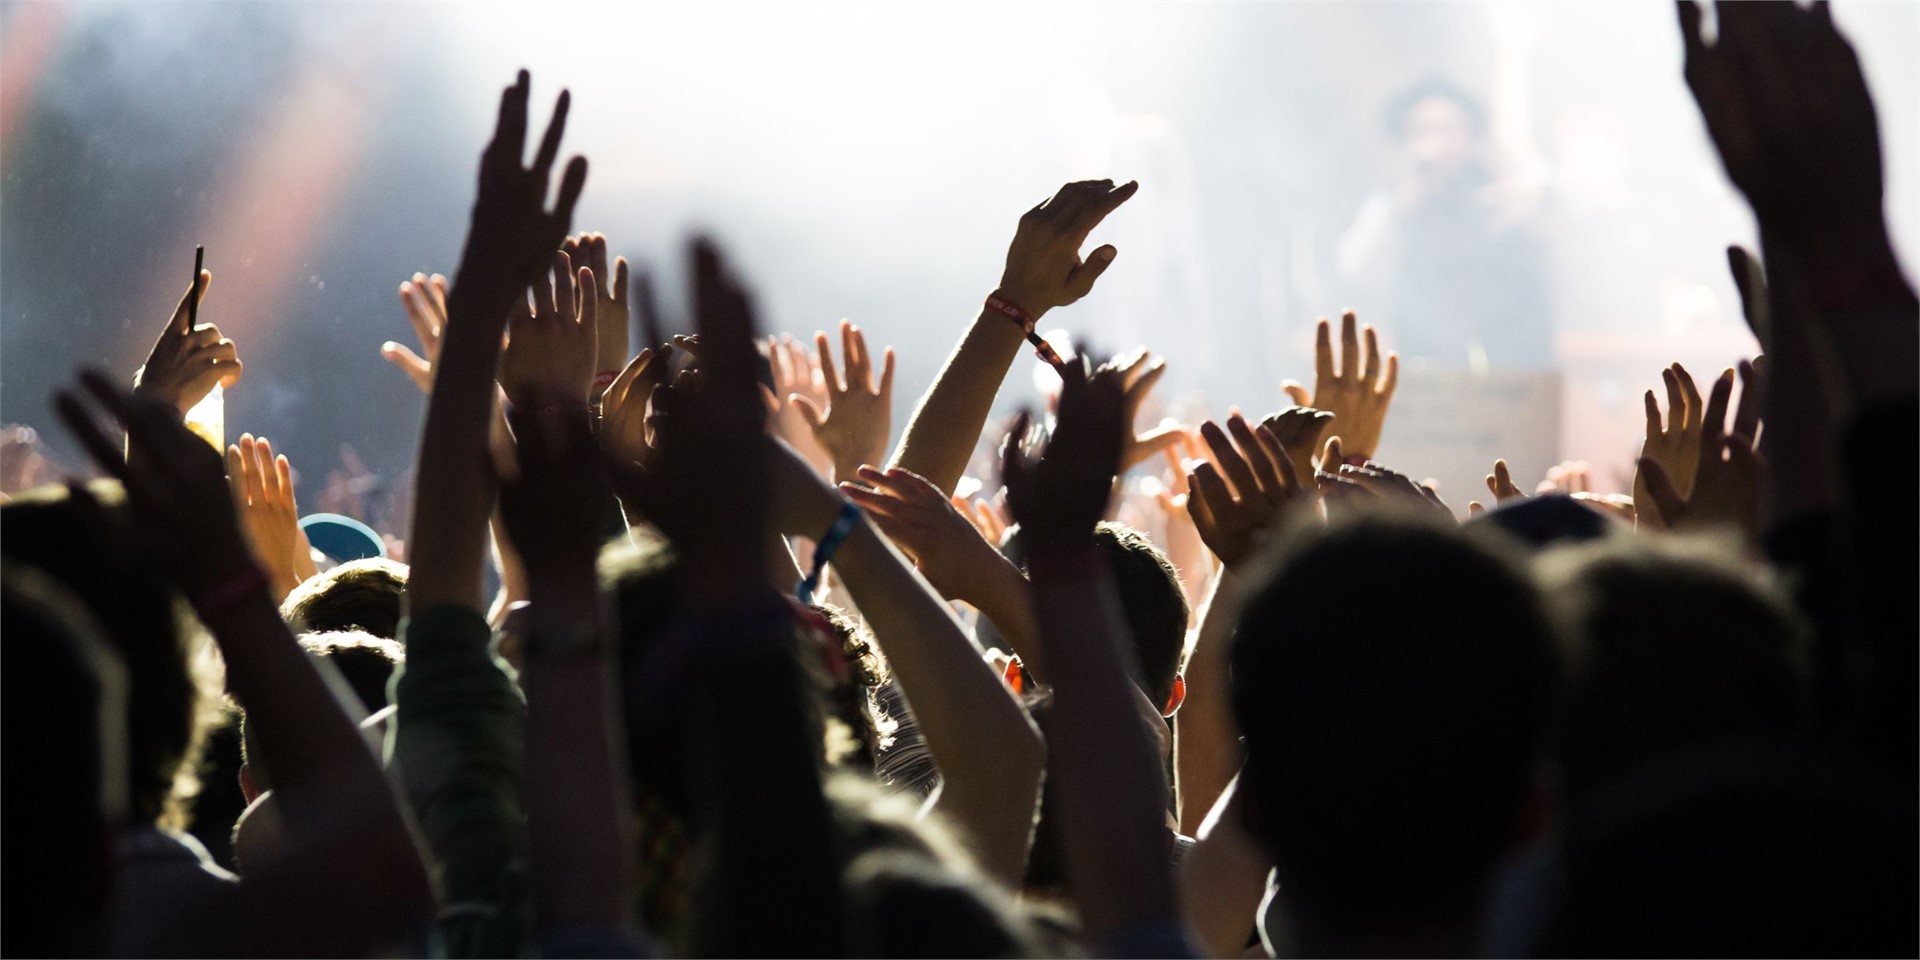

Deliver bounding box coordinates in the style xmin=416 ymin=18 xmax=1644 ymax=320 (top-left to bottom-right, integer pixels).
xmin=796 ymin=501 xmax=861 ymax=604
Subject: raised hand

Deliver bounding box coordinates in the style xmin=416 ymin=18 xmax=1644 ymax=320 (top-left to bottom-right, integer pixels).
xmin=1261 ymin=405 xmax=1334 ymax=490
xmin=764 ymin=335 xmax=833 ymax=476
xmin=1111 ymin=349 xmax=1185 ymax=469
xmin=596 ymin=342 xmax=673 ymax=470
xmin=603 ymin=240 xmax=768 ymax=605
xmin=1640 ymin=360 xmax=1765 ymax=536
xmin=451 ymin=70 xmax=587 ymax=316
xmin=1282 ymin=310 xmax=1398 ymax=462
xmin=1487 ymin=458 xmax=1527 ymax=503
xmin=133 ymin=269 xmax=242 ymax=416
xmin=1187 ymin=414 xmax=1306 ymax=571
xmin=227 ymin=433 xmax=319 ymax=599
xmin=839 ymin=465 xmax=1015 ymax=603
xmin=381 ymin=272 xmax=447 ymax=394
xmin=793 ymin=320 xmax=895 ymax=483
xmin=409 ymin=69 xmax=587 ymax=614
xmin=1633 ymin=362 xmax=1704 ymax=531
xmin=952 ymin=491 xmax=1008 ymax=549
xmin=501 ymin=251 xmax=599 ymax=408
xmin=1678 ymin=0 xmax=1882 ymax=236
xmin=1000 ymin=353 xmax=1129 ymax=552
xmin=1324 ymin=460 xmax=1453 ymax=520
xmin=56 ymin=370 xmax=255 ymax=595
xmin=561 ymin=232 xmax=632 ymax=396
xmin=996 ymin=180 xmax=1139 ymax=318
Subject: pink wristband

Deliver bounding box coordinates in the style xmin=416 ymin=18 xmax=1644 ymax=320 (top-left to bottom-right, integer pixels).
xmin=984 ymin=293 xmax=1035 ymax=331
xmin=190 ymin=565 xmax=270 ymax=622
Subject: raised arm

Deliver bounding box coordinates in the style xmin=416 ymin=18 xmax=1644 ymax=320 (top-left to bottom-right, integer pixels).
xmin=495 ymin=380 xmax=636 ymax=947
xmin=407 ymin=70 xmax=586 ymax=613
xmin=774 ymin=445 xmax=1045 ymax=887
xmin=1003 ymin=353 xmax=1193 ymax=953
xmin=608 ymin=241 xmax=848 ymax=956
xmin=889 ymin=180 xmax=1137 ymax=495
xmin=58 ymin=372 xmax=431 ymax=956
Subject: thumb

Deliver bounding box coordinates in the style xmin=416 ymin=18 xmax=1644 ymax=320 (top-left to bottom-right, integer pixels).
xmin=1468 ymin=500 xmax=1486 ymax=517
xmin=1064 ymin=244 xmax=1118 ymax=300
xmin=382 ymin=341 xmax=433 ymax=392
xmin=1282 ymin=380 xmax=1312 ymax=408
xmin=1321 ymin=435 xmax=1344 ymax=469
xmin=792 ymin=394 xmax=826 ymax=431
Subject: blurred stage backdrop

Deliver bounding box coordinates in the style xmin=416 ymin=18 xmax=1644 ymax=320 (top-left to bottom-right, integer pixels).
xmin=4 ymin=1 xmax=1916 ymax=513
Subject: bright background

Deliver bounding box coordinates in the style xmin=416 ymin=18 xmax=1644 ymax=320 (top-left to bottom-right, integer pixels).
xmin=4 ymin=0 xmax=1916 ymax=507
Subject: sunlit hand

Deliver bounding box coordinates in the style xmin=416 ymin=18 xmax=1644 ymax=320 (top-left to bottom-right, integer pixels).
xmin=501 ymin=251 xmax=599 ymax=408
xmin=763 ymin=335 xmax=833 ymax=476
xmin=1108 ymin=350 xmax=1184 ymax=470
xmin=133 ymin=270 xmax=242 ymax=416
xmin=1281 ymin=310 xmax=1397 ymax=462
xmin=951 ymin=491 xmax=1009 ymax=549
xmin=793 ymin=320 xmax=895 ymax=483
xmin=562 ymin=232 xmax=632 ymax=397
xmin=227 ymin=433 xmax=318 ymax=599
xmin=1186 ymin=414 xmax=1306 ymax=571
xmin=1633 ymin=362 xmax=1704 ymax=531
xmin=996 ymin=180 xmax=1139 ymax=318
xmin=840 ymin=465 xmax=1018 ymax=603
xmin=381 ymin=272 xmax=448 ymax=394
xmin=1640 ymin=360 xmax=1765 ymax=536
xmin=596 ymin=343 xmax=673 ymax=471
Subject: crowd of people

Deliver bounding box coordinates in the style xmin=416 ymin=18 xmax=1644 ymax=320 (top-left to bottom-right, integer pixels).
xmin=2 ymin=2 xmax=1915 ymax=956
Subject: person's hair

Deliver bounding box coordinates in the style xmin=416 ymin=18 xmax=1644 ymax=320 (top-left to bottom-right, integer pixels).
xmin=238 ymin=630 xmax=403 ymax=782
xmin=1003 ymin=521 xmax=1190 ymax=706
xmin=2 ymin=567 xmax=128 ymax=958
xmin=789 ymin=774 xmax=1052 ymax=958
xmin=280 ymin=557 xmax=408 ymax=638
xmin=296 ymin=631 xmax=405 ymax=717
xmin=1382 ymin=75 xmax=1488 ymax=139
xmin=601 ymin=534 xmax=897 ymax=944
xmin=1534 ymin=534 xmax=1809 ymax=799
xmin=1231 ymin=515 xmax=1559 ymax=935
xmin=0 ymin=481 xmax=220 ymax=832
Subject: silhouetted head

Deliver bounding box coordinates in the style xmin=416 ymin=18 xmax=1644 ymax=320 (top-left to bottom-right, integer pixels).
xmin=2 ymin=567 xmax=128 ymax=957
xmin=1 ymin=481 xmax=219 ymax=833
xmin=1232 ymin=515 xmax=1559 ymax=944
xmin=1535 ymin=534 xmax=1808 ymax=800
xmin=1000 ymin=521 xmax=1190 ymax=711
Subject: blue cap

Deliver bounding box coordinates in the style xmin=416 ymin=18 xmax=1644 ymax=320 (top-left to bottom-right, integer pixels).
xmin=299 ymin=513 xmax=386 ymax=563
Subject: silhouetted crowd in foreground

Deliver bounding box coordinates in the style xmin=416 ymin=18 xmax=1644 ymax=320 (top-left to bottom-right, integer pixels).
xmin=2 ymin=3 xmax=1914 ymax=957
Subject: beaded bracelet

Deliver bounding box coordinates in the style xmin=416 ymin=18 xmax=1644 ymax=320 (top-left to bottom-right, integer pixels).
xmin=796 ymin=501 xmax=861 ymax=605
